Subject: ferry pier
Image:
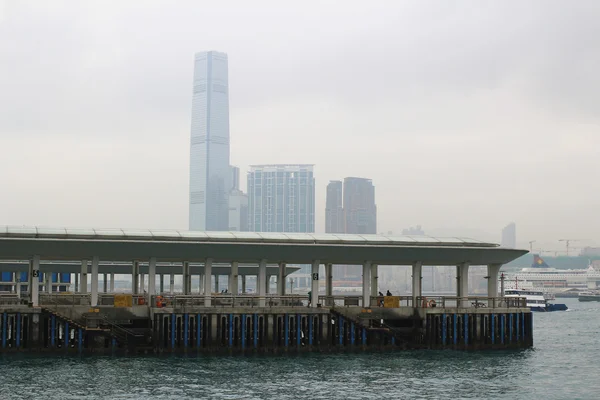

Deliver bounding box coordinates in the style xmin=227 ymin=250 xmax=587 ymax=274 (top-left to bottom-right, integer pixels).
xmin=0 ymin=227 xmax=531 ymax=353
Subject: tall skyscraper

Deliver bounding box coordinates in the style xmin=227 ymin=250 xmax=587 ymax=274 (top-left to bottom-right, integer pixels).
xmin=230 ymin=166 xmax=240 ymax=191
xmin=325 ymin=180 xmax=344 ymax=233
xmin=247 ymin=165 xmax=315 ymax=233
xmin=343 ymin=177 xmax=376 ymax=234
xmin=501 ymin=223 xmax=516 ymax=248
xmin=189 ymin=51 xmax=230 ymax=231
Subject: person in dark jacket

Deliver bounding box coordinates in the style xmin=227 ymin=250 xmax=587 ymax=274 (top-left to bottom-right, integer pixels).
xmin=386 ymin=290 xmax=392 ymax=296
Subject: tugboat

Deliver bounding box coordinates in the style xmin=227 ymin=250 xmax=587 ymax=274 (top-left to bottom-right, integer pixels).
xmin=504 ymin=289 xmax=568 ymax=311
xmin=578 ymin=290 xmax=600 ymax=302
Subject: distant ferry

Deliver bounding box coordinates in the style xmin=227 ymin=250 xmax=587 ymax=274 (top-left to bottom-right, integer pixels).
xmin=503 ymin=255 xmax=600 ymax=293
xmin=578 ymin=290 xmax=600 ymax=302
xmin=504 ymin=289 xmax=568 ymax=312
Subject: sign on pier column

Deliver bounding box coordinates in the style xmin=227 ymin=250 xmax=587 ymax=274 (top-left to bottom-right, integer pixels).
xmin=28 ymin=255 xmax=40 ymax=307
xmin=204 ymin=259 xmax=213 ymax=306
xmin=148 ymin=257 xmax=157 ymax=298
xmin=277 ymin=262 xmax=286 ymax=295
xmin=412 ymin=262 xmax=423 ymax=307
xmin=91 ymin=256 xmax=99 ymax=307
xmin=362 ymin=261 xmax=372 ymax=307
xmin=325 ymin=263 xmax=333 ymax=306
xmin=456 ymin=262 xmax=470 ymax=308
xmin=132 ymin=261 xmax=140 ymax=295
xmin=169 ymin=273 xmax=174 ymax=294
xmin=487 ymin=264 xmax=502 ymax=298
xmin=311 ymin=260 xmax=320 ymax=308
xmin=258 ymin=259 xmax=267 ymax=307
xmin=229 ymin=262 xmax=239 ymax=294
xmin=370 ymin=264 xmax=378 ymax=297
xmin=80 ymin=259 xmax=88 ymax=294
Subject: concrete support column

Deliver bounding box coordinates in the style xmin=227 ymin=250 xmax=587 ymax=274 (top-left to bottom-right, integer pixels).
xmin=214 ymin=275 xmax=220 ymax=293
xmin=412 ymin=261 xmax=423 ymax=307
xmin=110 ymin=273 xmax=115 ymax=293
xmin=487 ymin=263 xmax=502 ymax=299
xmin=456 ymin=262 xmax=470 ymax=307
xmin=159 ymin=274 xmax=164 ymax=294
xmin=325 ymin=263 xmax=333 ymax=305
xmin=182 ymin=262 xmax=190 ymax=295
xmin=229 ymin=262 xmax=239 ymax=294
xmin=258 ymin=259 xmax=267 ymax=307
xmin=169 ymin=273 xmax=174 ymax=294
xmin=204 ymin=259 xmax=213 ymax=306
xmin=74 ymin=273 xmax=79 ymax=292
xmin=140 ymin=273 xmax=145 ymax=293
xmin=132 ymin=261 xmax=139 ymax=295
xmin=241 ymin=275 xmax=246 ymax=294
xmin=29 ymin=255 xmax=40 ymax=307
xmin=199 ymin=274 xmax=204 ymax=294
xmin=91 ymin=256 xmax=99 ymax=307
xmin=277 ymin=262 xmax=286 ymax=296
xmin=80 ymin=260 xmax=88 ymax=293
xmin=266 ymin=275 xmax=271 ymax=294
xmin=370 ymin=264 xmax=378 ymax=297
xmin=16 ymin=275 xmax=21 ymax=299
xmin=148 ymin=257 xmax=156 ymax=298
xmin=103 ymin=273 xmax=108 ymax=293
xmin=45 ymin=272 xmax=52 ymax=293
xmin=311 ymin=260 xmax=320 ymax=308
xmin=362 ymin=262 xmax=372 ymax=307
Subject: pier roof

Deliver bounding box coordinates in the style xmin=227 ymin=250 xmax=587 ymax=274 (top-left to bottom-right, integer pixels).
xmin=0 ymin=225 xmax=528 ymax=266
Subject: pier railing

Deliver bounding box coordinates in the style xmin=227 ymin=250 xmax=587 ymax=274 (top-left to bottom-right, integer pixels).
xmin=367 ymin=295 xmax=527 ymax=309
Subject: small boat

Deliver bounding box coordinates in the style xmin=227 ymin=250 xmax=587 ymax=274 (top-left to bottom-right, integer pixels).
xmin=504 ymin=289 xmax=568 ymax=312
xmin=578 ymin=290 xmax=600 ymax=302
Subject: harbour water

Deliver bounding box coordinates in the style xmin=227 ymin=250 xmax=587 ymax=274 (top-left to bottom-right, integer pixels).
xmin=1 ymin=298 xmax=599 ymax=400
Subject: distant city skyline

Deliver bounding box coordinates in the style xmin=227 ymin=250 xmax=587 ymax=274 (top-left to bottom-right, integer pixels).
xmin=247 ymin=164 xmax=315 ymax=233
xmin=501 ymin=222 xmax=517 ymax=249
xmin=343 ymin=177 xmax=377 ymax=235
xmin=325 ymin=180 xmax=343 ymax=234
xmin=189 ymin=51 xmax=231 ymax=231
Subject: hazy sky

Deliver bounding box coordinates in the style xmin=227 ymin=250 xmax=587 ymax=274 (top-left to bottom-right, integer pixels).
xmin=0 ymin=0 xmax=598 ymax=249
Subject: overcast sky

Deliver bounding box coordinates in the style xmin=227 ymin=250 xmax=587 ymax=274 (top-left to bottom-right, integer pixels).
xmin=0 ymin=0 xmax=598 ymax=250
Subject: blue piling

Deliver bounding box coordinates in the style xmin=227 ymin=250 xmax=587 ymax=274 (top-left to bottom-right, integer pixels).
xmin=171 ymin=314 xmax=176 ymax=349
xmin=501 ymin=314 xmax=505 ymax=345
xmin=184 ymin=313 xmax=189 ymax=348
xmin=64 ymin=321 xmax=69 ymax=349
xmin=491 ymin=313 xmax=495 ymax=345
xmin=521 ymin=312 xmax=525 ymax=341
xmin=197 ymin=314 xmax=202 ymax=348
xmin=284 ymin=314 xmax=289 ymax=347
xmin=296 ymin=314 xmax=301 ymax=347
xmin=229 ymin=314 xmax=233 ymax=348
xmin=453 ymin=314 xmax=457 ymax=345
xmin=2 ymin=312 xmax=6 ymax=348
xmin=51 ymin=315 xmax=56 ymax=347
xmin=78 ymin=328 xmax=82 ymax=352
xmin=241 ymin=314 xmax=245 ymax=349
xmin=516 ymin=312 xmax=520 ymax=342
xmin=509 ymin=313 xmax=513 ymax=343
xmin=338 ymin=316 xmax=343 ymax=346
xmin=308 ymin=316 xmax=313 ymax=346
xmin=16 ymin=313 xmax=21 ymax=348
xmin=253 ymin=314 xmax=258 ymax=348
xmin=362 ymin=327 xmax=366 ymax=345
xmin=464 ymin=313 xmax=468 ymax=346
xmin=442 ymin=314 xmax=446 ymax=346
xmin=351 ymin=322 xmax=355 ymax=345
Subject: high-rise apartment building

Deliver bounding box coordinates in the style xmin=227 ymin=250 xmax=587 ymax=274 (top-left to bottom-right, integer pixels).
xmin=189 ymin=51 xmax=230 ymax=231
xmin=501 ymin=223 xmax=516 ymax=248
xmin=343 ymin=177 xmax=377 ymax=234
xmin=325 ymin=180 xmax=344 ymax=233
xmin=247 ymin=165 xmax=315 ymax=233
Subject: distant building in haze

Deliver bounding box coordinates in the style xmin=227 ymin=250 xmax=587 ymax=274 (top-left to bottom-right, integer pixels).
xmin=501 ymin=223 xmax=516 ymax=248
xmin=228 ymin=189 xmax=248 ymax=231
xmin=189 ymin=51 xmax=231 ymax=231
xmin=325 ymin=180 xmax=344 ymax=233
xmin=343 ymin=177 xmax=377 ymax=234
xmin=230 ymin=166 xmax=240 ymax=191
xmin=402 ymin=225 xmax=425 ymax=235
xmin=247 ymin=164 xmax=315 ymax=233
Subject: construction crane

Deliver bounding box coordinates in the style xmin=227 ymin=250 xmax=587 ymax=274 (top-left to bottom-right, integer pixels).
xmin=558 ymin=239 xmax=582 ymax=256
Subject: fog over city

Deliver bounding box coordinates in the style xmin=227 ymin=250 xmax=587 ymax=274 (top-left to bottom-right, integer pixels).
xmin=0 ymin=0 xmax=598 ymax=248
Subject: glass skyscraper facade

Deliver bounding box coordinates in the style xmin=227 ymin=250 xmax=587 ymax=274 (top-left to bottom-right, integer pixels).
xmin=343 ymin=177 xmax=377 ymax=234
xmin=247 ymin=165 xmax=315 ymax=233
xmin=325 ymin=180 xmax=344 ymax=233
xmin=189 ymin=51 xmax=231 ymax=231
